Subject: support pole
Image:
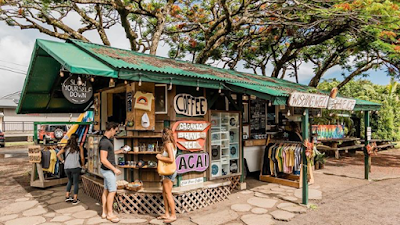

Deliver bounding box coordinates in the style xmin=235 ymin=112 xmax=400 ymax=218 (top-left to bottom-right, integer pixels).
xmin=301 ymin=108 xmax=309 ymax=205
xmin=364 ymin=111 xmax=370 ymax=180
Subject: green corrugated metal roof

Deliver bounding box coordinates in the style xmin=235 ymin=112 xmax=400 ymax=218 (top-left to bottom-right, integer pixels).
xmin=17 ymin=39 xmax=380 ymax=114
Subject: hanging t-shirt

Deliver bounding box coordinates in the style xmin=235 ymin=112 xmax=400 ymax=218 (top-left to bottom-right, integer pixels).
xmin=134 ymin=91 xmax=154 ymax=111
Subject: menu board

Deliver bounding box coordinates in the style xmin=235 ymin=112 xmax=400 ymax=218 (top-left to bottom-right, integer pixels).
xmin=250 ymin=99 xmax=266 ymax=136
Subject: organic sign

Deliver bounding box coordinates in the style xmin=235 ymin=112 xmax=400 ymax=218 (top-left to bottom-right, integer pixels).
xmin=327 ymin=97 xmax=356 ymax=111
xmin=288 ymin=92 xmax=329 ymax=109
xmin=312 ymin=125 xmax=345 ymax=140
xmin=175 ymin=152 xmax=209 ymax=174
xmin=62 ymin=76 xmax=93 ymax=104
xmin=174 ymin=94 xmax=208 ymax=116
xmin=172 ymin=121 xmax=211 ymax=152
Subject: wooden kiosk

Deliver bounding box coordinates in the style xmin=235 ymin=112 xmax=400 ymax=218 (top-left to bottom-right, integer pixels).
xmin=16 ymin=39 xmax=381 ymax=212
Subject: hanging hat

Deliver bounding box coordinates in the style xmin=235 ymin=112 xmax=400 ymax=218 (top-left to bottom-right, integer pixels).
xmin=141 ymin=113 xmax=150 ymax=128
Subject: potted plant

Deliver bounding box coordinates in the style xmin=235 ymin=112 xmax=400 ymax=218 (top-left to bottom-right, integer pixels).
xmin=314 ymin=151 xmax=326 ymax=170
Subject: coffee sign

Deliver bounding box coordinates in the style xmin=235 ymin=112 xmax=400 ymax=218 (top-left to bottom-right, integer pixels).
xmin=172 ymin=121 xmax=210 ymax=152
xmin=174 ymin=94 xmax=207 ymax=116
xmin=175 ymin=152 xmax=209 ymax=174
xmin=62 ymin=76 xmax=93 ymax=104
xmin=288 ymin=92 xmax=329 ymax=109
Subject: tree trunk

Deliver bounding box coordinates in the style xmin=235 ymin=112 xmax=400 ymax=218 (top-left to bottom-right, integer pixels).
xmin=149 ymin=0 xmax=174 ymax=55
xmin=337 ymin=63 xmax=376 ymax=89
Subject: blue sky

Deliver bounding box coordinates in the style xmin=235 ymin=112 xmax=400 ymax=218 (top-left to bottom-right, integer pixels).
xmin=0 ymin=15 xmax=392 ymax=98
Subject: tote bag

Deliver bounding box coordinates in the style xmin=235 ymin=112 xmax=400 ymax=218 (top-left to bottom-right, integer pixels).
xmin=157 ymin=158 xmax=176 ymax=176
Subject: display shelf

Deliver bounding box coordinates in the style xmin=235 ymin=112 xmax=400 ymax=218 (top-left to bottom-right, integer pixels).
xmin=118 ymin=165 xmax=157 ymax=169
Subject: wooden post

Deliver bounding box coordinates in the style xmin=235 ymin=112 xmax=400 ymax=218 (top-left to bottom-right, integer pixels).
xmin=301 ymin=109 xmax=309 ymax=205
xmin=364 ymin=111 xmax=370 ymax=180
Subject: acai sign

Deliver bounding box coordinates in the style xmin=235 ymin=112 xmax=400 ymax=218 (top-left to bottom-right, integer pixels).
xmin=62 ymin=76 xmax=93 ymax=104
xmin=174 ymin=94 xmax=207 ymax=116
xmin=175 ymin=152 xmax=209 ymax=174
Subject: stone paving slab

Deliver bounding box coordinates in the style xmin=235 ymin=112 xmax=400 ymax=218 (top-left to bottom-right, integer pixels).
xmin=86 ymin=217 xmax=108 ymax=224
xmin=51 ymin=215 xmax=72 ymax=222
xmin=22 ymin=206 xmax=47 ymax=216
xmin=231 ymin=204 xmax=252 ymax=212
xmin=41 ymin=223 xmax=62 ymax=225
xmin=191 ymin=209 xmax=239 ymax=225
xmin=64 ymin=219 xmax=85 ymax=225
xmin=270 ymin=210 xmax=295 ymax=221
xmin=241 ymin=214 xmax=275 ymax=225
xmin=277 ymin=203 xmax=306 ymax=214
xmin=15 ymin=198 xmax=30 ymax=202
xmin=0 ymin=200 xmax=38 ymax=215
xmin=294 ymin=189 xmax=322 ymax=200
xmin=251 ymin=208 xmax=268 ymax=214
xmin=5 ymin=216 xmax=46 ymax=225
xmin=44 ymin=212 xmax=56 ymax=217
xmin=247 ymin=197 xmax=278 ymax=209
xmin=171 ymin=218 xmax=197 ymax=225
xmin=0 ymin=214 xmax=18 ymax=222
xmin=282 ymin=196 xmax=299 ymax=202
xmin=120 ymin=218 xmax=148 ymax=224
xmin=239 ymin=190 xmax=253 ymax=195
xmin=29 ymin=190 xmax=54 ymax=197
xmin=72 ymin=210 xmax=98 ymax=219
xmin=48 ymin=202 xmax=88 ymax=214
xmin=46 ymin=196 xmax=65 ymax=205
xmin=150 ymin=219 xmax=164 ymax=225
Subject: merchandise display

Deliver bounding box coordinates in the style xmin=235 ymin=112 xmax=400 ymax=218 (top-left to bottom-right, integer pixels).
xmin=210 ymin=112 xmax=241 ymax=178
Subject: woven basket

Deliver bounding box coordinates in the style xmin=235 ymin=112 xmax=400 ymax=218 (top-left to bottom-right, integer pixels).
xmin=126 ymin=180 xmax=143 ymax=192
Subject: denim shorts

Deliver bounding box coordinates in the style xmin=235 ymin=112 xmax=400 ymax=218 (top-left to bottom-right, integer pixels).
xmin=162 ymin=171 xmax=178 ymax=182
xmin=100 ymin=168 xmax=117 ymax=192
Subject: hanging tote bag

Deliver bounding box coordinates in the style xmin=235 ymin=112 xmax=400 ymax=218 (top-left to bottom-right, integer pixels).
xmin=157 ymin=156 xmax=176 ymax=176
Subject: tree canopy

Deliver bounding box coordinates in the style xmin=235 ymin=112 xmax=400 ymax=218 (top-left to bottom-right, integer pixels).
xmin=1 ymin=0 xmax=400 ymax=87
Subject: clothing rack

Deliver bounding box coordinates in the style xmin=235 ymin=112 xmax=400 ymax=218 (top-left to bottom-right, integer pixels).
xmin=259 ymin=141 xmax=313 ymax=188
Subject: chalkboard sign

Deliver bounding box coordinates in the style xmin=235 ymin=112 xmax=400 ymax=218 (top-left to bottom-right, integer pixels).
xmin=126 ymin=91 xmax=133 ymax=112
xmin=61 ymin=75 xmax=93 ymax=104
xmin=250 ymin=98 xmax=266 ymax=136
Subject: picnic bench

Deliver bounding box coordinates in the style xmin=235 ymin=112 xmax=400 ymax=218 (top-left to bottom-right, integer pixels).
xmin=316 ymin=137 xmax=364 ymax=159
xmin=360 ymin=139 xmax=395 ymax=151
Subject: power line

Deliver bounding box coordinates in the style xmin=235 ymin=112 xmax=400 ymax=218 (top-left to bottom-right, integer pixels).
xmin=0 ymin=59 xmax=28 ymax=68
xmin=0 ymin=67 xmax=27 ymax=76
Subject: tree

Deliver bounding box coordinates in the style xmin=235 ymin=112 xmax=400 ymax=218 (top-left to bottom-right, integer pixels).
xmin=0 ymin=0 xmax=178 ymax=54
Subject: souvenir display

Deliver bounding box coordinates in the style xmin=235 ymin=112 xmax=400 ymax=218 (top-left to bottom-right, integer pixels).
xmin=134 ymin=91 xmax=154 ymax=111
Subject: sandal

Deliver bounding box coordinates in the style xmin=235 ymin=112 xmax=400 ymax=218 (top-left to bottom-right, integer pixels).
xmin=107 ymin=215 xmax=120 ymax=223
xmin=164 ymin=217 xmax=177 ymax=223
xmin=101 ymin=214 xmax=107 ymax=219
xmin=157 ymin=215 xmax=169 ymax=220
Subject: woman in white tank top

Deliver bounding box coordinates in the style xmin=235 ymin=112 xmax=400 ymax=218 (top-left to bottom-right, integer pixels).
xmin=156 ymin=128 xmax=177 ymax=223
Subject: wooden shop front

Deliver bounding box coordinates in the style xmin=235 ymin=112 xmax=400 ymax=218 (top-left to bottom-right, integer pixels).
xmin=82 ymin=82 xmax=243 ymax=214
xmin=17 ymin=39 xmax=381 ymax=213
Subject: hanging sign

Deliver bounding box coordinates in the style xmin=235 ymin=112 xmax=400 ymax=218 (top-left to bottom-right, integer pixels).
xmin=288 ymin=92 xmax=329 ymax=109
xmin=62 ymin=75 xmax=93 ymax=104
xmin=172 ymin=121 xmax=211 ymax=152
xmin=367 ymin=127 xmax=372 ymax=141
xmin=174 ymin=94 xmax=208 ymax=116
xmin=175 ymin=152 xmax=209 ymax=174
xmin=327 ymin=97 xmax=356 ymax=111
xmin=312 ymin=125 xmax=345 ymax=140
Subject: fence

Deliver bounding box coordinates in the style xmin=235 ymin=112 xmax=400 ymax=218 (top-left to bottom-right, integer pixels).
xmin=1 ymin=121 xmax=34 ymax=132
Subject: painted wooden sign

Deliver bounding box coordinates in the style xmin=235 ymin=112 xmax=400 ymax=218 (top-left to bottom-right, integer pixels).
xmin=62 ymin=75 xmax=93 ymax=104
xmin=172 ymin=121 xmax=210 ymax=151
xmin=180 ymin=177 xmax=204 ymax=187
xmin=288 ymin=92 xmax=329 ymax=109
xmin=327 ymin=97 xmax=356 ymax=111
xmin=312 ymin=125 xmax=345 ymax=140
xmin=174 ymin=94 xmax=208 ymax=116
xmin=175 ymin=152 xmax=209 ymax=174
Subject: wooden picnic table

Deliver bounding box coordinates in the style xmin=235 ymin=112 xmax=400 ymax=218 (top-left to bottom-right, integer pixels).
xmin=360 ymin=139 xmax=395 ymax=150
xmin=317 ymin=137 xmax=363 ymax=159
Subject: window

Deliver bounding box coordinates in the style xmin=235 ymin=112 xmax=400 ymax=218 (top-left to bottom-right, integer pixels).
xmin=155 ymin=84 xmax=167 ymax=114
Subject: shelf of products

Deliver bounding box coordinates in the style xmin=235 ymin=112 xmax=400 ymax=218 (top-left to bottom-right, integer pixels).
xmin=120 ymin=151 xmax=162 ymax=155
xmin=210 ymin=111 xmax=241 ymax=178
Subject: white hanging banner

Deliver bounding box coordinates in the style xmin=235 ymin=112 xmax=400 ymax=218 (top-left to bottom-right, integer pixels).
xmin=288 ymin=92 xmax=329 ymax=109
xmin=327 ymin=97 xmax=356 ymax=111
